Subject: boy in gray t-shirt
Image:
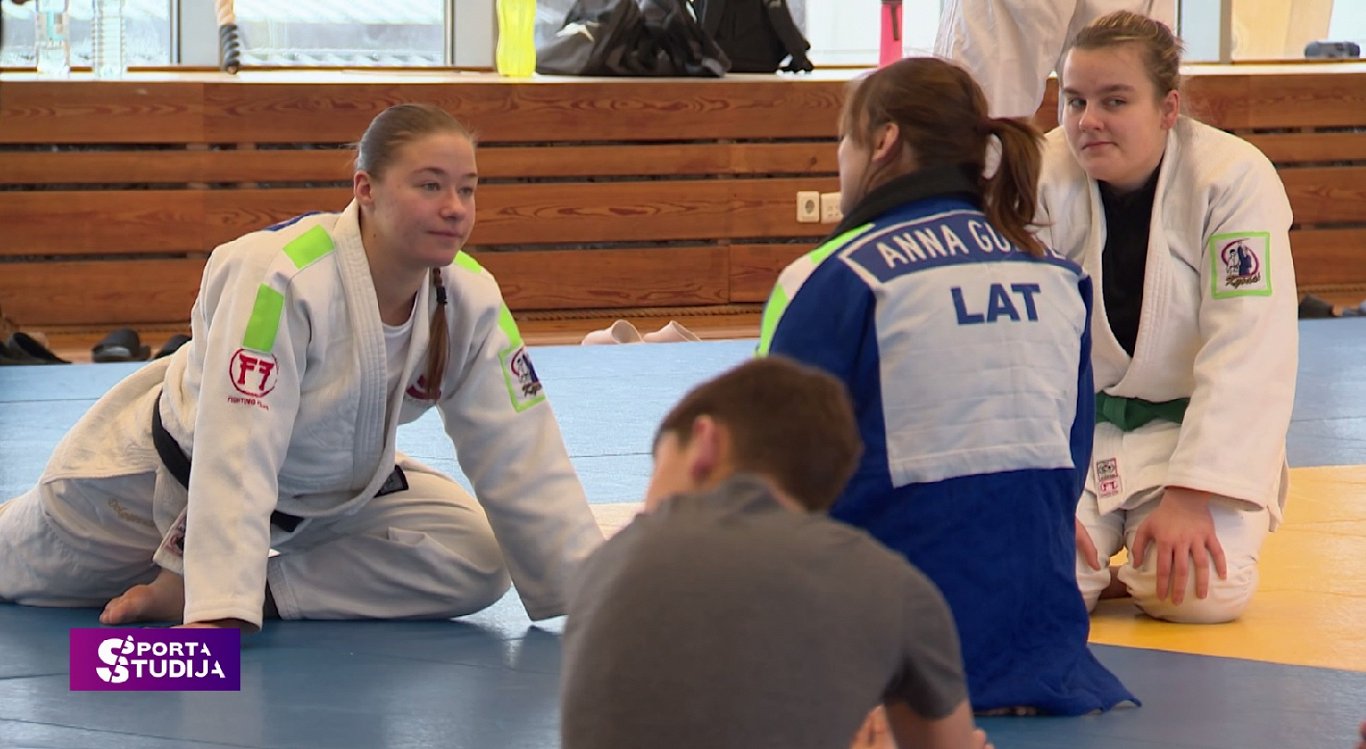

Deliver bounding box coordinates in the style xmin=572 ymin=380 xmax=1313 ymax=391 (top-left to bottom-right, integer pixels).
xmin=561 ymin=358 xmax=992 ymax=749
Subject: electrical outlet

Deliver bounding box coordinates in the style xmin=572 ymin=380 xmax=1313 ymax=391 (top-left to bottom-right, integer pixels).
xmin=820 ymin=192 xmax=842 ymax=224
xmin=796 ymin=191 xmax=820 ymax=223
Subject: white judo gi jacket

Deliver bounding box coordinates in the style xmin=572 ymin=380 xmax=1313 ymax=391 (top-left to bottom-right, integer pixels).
xmin=42 ymin=201 xmax=602 ymax=626
xmin=1037 ymin=117 xmax=1297 ymax=526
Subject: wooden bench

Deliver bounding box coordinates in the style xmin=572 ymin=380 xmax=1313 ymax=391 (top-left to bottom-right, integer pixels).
xmin=1 ymin=64 xmax=1362 ymax=348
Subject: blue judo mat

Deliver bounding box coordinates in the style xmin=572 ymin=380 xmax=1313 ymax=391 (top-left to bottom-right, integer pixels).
xmin=1 ymin=319 xmax=1363 ymax=748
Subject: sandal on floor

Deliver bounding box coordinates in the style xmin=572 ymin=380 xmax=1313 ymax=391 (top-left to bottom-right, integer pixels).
xmin=1297 ymin=294 xmax=1338 ymax=319
xmin=5 ymin=332 xmax=69 ymax=364
xmin=154 ymin=333 xmax=192 ymax=359
xmin=0 ymin=340 xmax=44 ymax=365
xmin=91 ymin=328 xmax=152 ymax=363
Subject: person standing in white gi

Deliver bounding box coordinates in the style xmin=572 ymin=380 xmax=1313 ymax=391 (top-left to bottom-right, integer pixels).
xmin=0 ymin=103 xmax=604 ymax=631
xmin=935 ymin=0 xmax=1176 ymax=120
xmin=1036 ymin=12 xmax=1298 ymax=623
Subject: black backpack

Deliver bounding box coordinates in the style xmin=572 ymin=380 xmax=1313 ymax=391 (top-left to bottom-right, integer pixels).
xmin=538 ymin=0 xmax=730 ymax=77
xmin=694 ymin=0 xmax=814 ymax=73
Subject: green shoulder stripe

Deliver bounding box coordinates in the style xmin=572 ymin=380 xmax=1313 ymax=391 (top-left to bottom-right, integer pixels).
xmin=497 ymin=304 xmax=524 ymax=349
xmin=756 ymin=224 xmax=872 ymax=356
xmin=282 ymin=225 xmax=335 ymax=270
xmin=242 ymin=285 xmax=285 ymax=352
xmin=452 ymin=251 xmax=484 ymax=275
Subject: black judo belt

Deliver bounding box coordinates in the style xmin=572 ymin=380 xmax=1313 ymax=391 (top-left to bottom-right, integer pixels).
xmin=150 ymin=395 xmax=408 ymax=532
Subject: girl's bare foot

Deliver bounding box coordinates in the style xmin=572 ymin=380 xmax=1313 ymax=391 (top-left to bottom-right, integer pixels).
xmin=100 ymin=568 xmax=184 ymax=625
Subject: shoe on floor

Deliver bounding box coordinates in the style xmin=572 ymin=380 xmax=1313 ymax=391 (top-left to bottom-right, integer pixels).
xmin=642 ymin=321 xmax=700 ymax=343
xmin=154 ymin=333 xmax=192 ymax=359
xmin=92 ymin=328 xmax=152 ymax=363
xmin=1297 ymin=294 xmax=1338 ymax=319
xmin=5 ymin=332 xmax=69 ymax=364
xmin=582 ymin=320 xmax=643 ymax=345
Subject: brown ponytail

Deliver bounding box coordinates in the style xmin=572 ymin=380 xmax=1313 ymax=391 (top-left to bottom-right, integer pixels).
xmin=423 ymin=267 xmax=449 ymax=401
xmin=981 ymin=117 xmax=1044 ymax=256
xmin=839 ymin=58 xmax=1045 ymax=256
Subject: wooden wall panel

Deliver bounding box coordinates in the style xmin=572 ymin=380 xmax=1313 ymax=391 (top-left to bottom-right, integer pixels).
xmin=729 ymin=243 xmax=811 ymax=302
xmin=1290 ymin=228 xmax=1366 ymax=286
xmin=1183 ymin=71 xmax=1366 ymax=130
xmin=473 ymin=179 xmax=839 ymax=245
xmin=0 ymin=259 xmax=204 ymax=326
xmin=204 ymin=189 xmax=353 ymax=248
xmin=0 ymin=150 xmax=353 ymax=186
xmin=197 ymin=180 xmax=841 ymax=250
xmin=201 ymin=79 xmax=847 ymax=144
xmin=2 ymin=179 xmax=841 ymax=256
xmin=1243 ymin=133 xmax=1366 ymax=164
xmin=1281 ymin=167 xmax=1366 ymax=224
xmin=0 ymin=142 xmax=837 ymax=186
xmin=478 ymin=142 xmax=837 ymax=178
xmin=0 ymin=68 xmax=1360 ymax=330
xmin=478 ymin=247 xmax=729 ymax=310
xmin=0 ymin=81 xmax=204 ymax=143
xmin=0 ymin=192 xmax=207 ymax=256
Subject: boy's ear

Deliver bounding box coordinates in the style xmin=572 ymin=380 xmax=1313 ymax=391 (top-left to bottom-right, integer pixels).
xmin=687 ymin=415 xmax=726 ymax=482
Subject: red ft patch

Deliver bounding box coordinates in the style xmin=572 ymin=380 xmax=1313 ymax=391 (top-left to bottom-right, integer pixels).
xmin=229 ymin=349 xmax=279 ymax=398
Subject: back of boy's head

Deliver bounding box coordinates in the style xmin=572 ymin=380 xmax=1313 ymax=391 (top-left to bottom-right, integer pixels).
xmin=655 ymin=357 xmax=862 ymax=512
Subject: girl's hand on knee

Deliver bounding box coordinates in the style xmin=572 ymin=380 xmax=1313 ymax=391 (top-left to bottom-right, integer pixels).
xmin=1131 ymin=487 xmax=1228 ymax=604
xmin=1076 ymin=519 xmax=1102 ymax=571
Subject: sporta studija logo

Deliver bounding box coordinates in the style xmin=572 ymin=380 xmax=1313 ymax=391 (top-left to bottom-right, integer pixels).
xmin=69 ymin=628 xmax=241 ymax=691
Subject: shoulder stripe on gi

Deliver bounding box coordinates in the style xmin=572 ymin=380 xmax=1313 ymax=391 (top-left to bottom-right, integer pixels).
xmin=243 ymin=285 xmax=285 ymax=353
xmin=757 ymin=224 xmax=872 ymax=356
xmin=497 ymin=304 xmax=524 ymax=349
xmin=282 ymin=226 xmax=335 ymax=270
xmin=452 ymin=251 xmax=484 ymax=275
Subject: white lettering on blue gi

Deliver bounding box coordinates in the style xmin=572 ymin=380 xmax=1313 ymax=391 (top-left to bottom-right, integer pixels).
xmin=876 ymin=224 xmax=972 ymax=268
xmin=952 ymin=283 xmax=1042 ymax=325
xmin=966 ymin=220 xmax=1012 ymax=253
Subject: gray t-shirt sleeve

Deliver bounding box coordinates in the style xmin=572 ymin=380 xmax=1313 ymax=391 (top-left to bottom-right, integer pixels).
xmin=885 ymin=567 xmax=969 ymax=719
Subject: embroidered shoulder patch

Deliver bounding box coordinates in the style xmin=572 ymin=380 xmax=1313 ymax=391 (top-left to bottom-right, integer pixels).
xmin=1209 ymin=232 xmax=1272 ymax=299
xmin=499 ymin=345 xmax=545 ymax=412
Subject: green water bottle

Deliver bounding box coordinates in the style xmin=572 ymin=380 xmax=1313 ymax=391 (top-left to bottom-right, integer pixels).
xmin=496 ymin=0 xmax=537 ymax=77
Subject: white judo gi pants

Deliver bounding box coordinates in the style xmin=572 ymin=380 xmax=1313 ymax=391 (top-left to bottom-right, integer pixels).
xmin=1076 ymin=487 xmax=1270 ymax=624
xmin=935 ymin=0 xmax=1178 ymax=119
xmin=0 ymin=464 xmax=510 ymax=620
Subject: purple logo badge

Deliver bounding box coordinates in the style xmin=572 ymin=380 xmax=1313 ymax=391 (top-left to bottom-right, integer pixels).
xmin=70 ymin=628 xmax=241 ymax=691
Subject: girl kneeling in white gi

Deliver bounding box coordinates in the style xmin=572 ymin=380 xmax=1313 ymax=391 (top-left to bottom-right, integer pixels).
xmin=1037 ymin=12 xmax=1298 ymax=623
xmin=0 ymin=103 xmax=604 ymax=631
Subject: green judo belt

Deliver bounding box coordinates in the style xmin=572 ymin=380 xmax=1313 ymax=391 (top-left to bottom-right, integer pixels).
xmin=1095 ymin=392 xmax=1189 ymax=431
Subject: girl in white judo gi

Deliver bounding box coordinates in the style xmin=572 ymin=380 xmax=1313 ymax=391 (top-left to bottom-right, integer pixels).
xmin=0 ymin=103 xmax=604 ymax=631
xmin=1037 ymin=12 xmax=1298 ymax=623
